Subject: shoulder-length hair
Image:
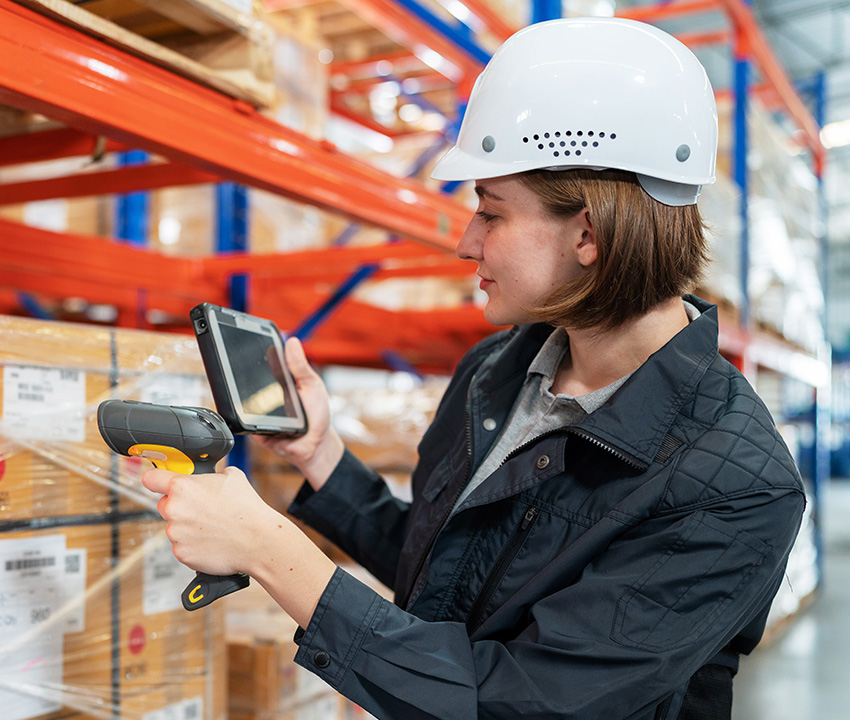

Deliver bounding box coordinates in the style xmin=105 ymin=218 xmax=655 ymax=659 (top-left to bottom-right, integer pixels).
xmin=518 ymin=168 xmax=710 ymax=332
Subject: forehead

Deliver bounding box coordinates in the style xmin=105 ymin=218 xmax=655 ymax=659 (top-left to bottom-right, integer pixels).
xmin=474 ymin=177 xmax=549 ymax=216
xmin=474 ymin=176 xmax=531 ymax=202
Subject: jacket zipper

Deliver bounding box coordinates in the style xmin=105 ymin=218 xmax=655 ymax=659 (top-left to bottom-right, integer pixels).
xmin=466 ymin=506 xmax=540 ymax=633
xmin=499 ymin=427 xmax=647 ymax=471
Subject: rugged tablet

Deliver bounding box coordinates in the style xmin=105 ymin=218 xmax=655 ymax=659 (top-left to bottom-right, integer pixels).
xmin=190 ymin=303 xmax=307 ymax=436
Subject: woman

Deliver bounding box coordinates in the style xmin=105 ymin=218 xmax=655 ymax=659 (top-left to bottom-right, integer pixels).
xmin=144 ymin=18 xmax=805 ymax=720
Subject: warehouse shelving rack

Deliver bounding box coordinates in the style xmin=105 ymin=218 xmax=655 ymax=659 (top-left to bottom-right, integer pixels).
xmin=0 ymin=0 xmax=834 ymax=641
xmin=0 ymin=0 xmax=830 ymax=398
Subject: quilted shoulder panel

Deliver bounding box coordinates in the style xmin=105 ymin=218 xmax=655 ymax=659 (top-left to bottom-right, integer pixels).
xmin=661 ymin=360 xmax=803 ymax=512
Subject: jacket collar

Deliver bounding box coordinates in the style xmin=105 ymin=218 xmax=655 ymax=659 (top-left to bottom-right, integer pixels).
xmin=476 ymin=295 xmax=720 ymax=469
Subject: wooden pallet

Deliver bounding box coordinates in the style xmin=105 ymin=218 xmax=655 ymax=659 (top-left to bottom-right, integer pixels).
xmin=16 ymin=0 xmax=276 ymax=108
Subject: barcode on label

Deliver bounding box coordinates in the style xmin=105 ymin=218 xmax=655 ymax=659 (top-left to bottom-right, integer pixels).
xmin=65 ymin=554 xmax=81 ymax=574
xmin=6 ymin=556 xmax=56 ymax=572
xmin=17 ymin=392 xmax=45 ymax=402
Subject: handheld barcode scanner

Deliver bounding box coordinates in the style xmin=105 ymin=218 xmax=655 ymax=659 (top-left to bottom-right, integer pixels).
xmin=97 ymin=399 xmax=250 ymax=610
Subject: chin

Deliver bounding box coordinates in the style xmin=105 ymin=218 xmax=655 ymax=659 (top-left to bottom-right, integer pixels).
xmin=483 ymin=305 xmax=526 ymax=328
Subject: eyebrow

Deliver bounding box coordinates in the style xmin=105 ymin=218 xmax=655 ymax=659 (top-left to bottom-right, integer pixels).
xmin=474 ymin=184 xmax=505 ymax=202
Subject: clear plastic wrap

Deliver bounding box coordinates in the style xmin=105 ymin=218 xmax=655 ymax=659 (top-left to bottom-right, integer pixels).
xmin=0 ymin=316 xmax=445 ymax=720
xmin=0 ymin=315 xmax=226 ymax=720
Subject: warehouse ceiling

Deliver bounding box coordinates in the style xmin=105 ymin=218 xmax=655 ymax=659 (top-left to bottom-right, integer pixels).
xmin=750 ymin=0 xmax=850 ymax=244
xmin=616 ymin=0 xmax=850 ymax=244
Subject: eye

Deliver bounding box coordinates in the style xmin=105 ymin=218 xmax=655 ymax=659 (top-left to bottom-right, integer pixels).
xmin=475 ymin=210 xmax=498 ymax=224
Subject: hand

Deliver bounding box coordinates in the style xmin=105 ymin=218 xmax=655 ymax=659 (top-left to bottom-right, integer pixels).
xmin=141 ymin=465 xmax=274 ymax=577
xmin=142 ymin=464 xmax=337 ymax=628
xmin=254 ymin=336 xmax=344 ymax=490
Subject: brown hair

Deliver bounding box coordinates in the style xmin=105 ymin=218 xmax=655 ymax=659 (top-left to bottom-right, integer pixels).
xmin=517 ymin=168 xmax=710 ymax=331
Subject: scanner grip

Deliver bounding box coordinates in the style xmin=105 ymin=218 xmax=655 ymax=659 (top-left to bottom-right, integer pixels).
xmin=182 ymin=571 xmax=250 ymax=611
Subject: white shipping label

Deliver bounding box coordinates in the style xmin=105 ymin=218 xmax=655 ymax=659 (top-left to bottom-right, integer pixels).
xmin=142 ymin=534 xmax=195 ymax=615
xmin=23 ymin=198 xmax=69 ymax=233
xmin=140 ymin=375 xmax=206 ymax=408
xmin=2 ymin=366 xmax=87 ymax=442
xmin=0 ymin=535 xmax=67 ymax=720
xmin=141 ymin=695 xmax=203 ymax=720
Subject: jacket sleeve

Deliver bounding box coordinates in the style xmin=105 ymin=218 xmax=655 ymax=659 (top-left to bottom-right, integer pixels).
xmin=292 ymin=485 xmax=804 ymax=720
xmin=289 ymin=448 xmax=411 ymax=589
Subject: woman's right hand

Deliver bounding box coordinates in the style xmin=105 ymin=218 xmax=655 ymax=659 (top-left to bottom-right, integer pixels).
xmin=253 ymin=336 xmax=344 ymax=491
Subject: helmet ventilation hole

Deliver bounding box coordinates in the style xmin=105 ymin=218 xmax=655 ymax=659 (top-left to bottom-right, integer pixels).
xmin=526 ymin=130 xmax=617 ymax=160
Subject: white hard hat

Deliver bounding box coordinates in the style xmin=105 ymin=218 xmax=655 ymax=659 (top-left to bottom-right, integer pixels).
xmin=431 ymin=17 xmax=718 ymax=206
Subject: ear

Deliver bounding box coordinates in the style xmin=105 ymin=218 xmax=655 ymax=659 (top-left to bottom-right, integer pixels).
xmin=574 ymin=209 xmax=597 ymax=267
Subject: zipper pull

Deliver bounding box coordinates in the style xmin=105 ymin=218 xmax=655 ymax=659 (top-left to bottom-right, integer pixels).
xmin=522 ymin=507 xmax=538 ymax=530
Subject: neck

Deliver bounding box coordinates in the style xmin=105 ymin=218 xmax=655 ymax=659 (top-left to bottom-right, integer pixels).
xmin=553 ymin=297 xmax=689 ymax=396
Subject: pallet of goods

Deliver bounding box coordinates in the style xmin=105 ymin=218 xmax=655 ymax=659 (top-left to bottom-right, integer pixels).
xmin=14 ymin=0 xmax=276 ymax=108
xmin=0 ymin=315 xmax=226 ymax=720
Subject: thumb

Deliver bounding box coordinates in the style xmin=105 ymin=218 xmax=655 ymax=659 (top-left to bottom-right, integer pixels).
xmin=285 ymin=336 xmax=318 ymax=385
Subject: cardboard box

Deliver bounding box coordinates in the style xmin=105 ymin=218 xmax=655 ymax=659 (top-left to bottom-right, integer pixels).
xmin=0 ymin=523 xmax=113 ymax=720
xmin=0 ymin=314 xmax=211 ymax=521
xmin=0 ymin=315 xmax=226 ymax=720
xmin=0 ymin=519 xmax=226 ymax=720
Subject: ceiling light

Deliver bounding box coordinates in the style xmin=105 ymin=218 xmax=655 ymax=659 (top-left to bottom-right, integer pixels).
xmin=399 ymin=104 xmax=424 ymax=122
xmin=821 ymin=118 xmax=850 ymax=149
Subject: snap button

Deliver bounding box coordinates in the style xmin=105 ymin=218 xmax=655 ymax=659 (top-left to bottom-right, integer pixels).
xmin=483 ymin=418 xmax=497 ymax=431
xmin=536 ymin=455 xmax=550 ymax=469
xmin=313 ymin=650 xmax=331 ymax=669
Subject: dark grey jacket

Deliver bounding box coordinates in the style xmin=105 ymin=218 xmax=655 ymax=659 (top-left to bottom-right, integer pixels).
xmin=290 ymin=296 xmax=805 ymax=720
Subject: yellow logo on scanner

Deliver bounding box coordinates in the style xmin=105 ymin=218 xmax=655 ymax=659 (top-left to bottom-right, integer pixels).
xmin=187 ymin=585 xmax=205 ymax=604
xmin=128 ymin=444 xmax=195 ymax=475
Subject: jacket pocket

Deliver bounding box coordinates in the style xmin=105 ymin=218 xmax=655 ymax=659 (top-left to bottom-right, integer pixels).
xmin=466 ymin=506 xmax=540 ymax=633
xmin=611 ymin=511 xmax=770 ymax=652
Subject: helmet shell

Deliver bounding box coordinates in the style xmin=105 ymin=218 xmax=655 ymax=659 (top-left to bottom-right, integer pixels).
xmin=431 ymin=18 xmax=718 ymax=206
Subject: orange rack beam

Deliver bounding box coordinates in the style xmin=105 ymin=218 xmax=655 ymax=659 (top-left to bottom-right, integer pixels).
xmin=336 ymin=0 xmax=483 ymax=83
xmin=0 ymin=0 xmax=470 ymax=253
xmin=0 ymin=127 xmax=129 ymax=167
xmin=0 ymin=163 xmax=220 ymax=205
xmin=0 ymin=215 xmax=486 ymax=371
xmin=617 ymin=0 xmax=825 ymax=173
xmin=717 ymin=0 xmax=825 ymax=174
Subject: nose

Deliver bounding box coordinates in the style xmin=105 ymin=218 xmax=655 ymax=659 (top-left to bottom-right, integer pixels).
xmin=456 ymin=217 xmax=483 ymax=262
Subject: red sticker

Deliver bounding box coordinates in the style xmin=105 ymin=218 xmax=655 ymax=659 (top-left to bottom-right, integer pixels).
xmin=0 ymin=456 xmax=5 ymax=482
xmin=128 ymin=624 xmax=146 ymax=655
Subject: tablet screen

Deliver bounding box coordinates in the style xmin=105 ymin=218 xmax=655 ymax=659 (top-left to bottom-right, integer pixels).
xmin=217 ymin=323 xmax=295 ymax=419
xmin=193 ymin=303 xmax=307 ymax=434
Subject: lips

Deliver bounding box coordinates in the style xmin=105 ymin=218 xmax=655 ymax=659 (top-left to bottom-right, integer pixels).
xmin=478 ymin=277 xmax=494 ymax=291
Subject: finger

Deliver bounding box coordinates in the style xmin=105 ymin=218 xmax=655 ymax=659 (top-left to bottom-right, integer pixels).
xmin=156 ymin=493 xmax=169 ymax=520
xmin=142 ymin=468 xmax=173 ymax=495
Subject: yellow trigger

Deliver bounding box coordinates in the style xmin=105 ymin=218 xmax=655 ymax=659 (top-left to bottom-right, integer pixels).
xmin=128 ymin=444 xmax=195 ymax=475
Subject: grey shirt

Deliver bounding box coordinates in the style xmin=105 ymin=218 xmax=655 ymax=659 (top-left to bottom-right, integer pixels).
xmin=453 ymin=301 xmax=701 ymax=512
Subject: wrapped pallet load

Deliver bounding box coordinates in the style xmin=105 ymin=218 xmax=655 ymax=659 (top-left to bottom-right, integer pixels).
xmin=0 ymin=315 xmax=226 ymax=720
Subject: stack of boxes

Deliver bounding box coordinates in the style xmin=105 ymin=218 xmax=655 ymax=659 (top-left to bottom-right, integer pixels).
xmin=0 ymin=314 xmax=446 ymax=720
xmin=0 ymin=315 xmax=225 ymax=720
